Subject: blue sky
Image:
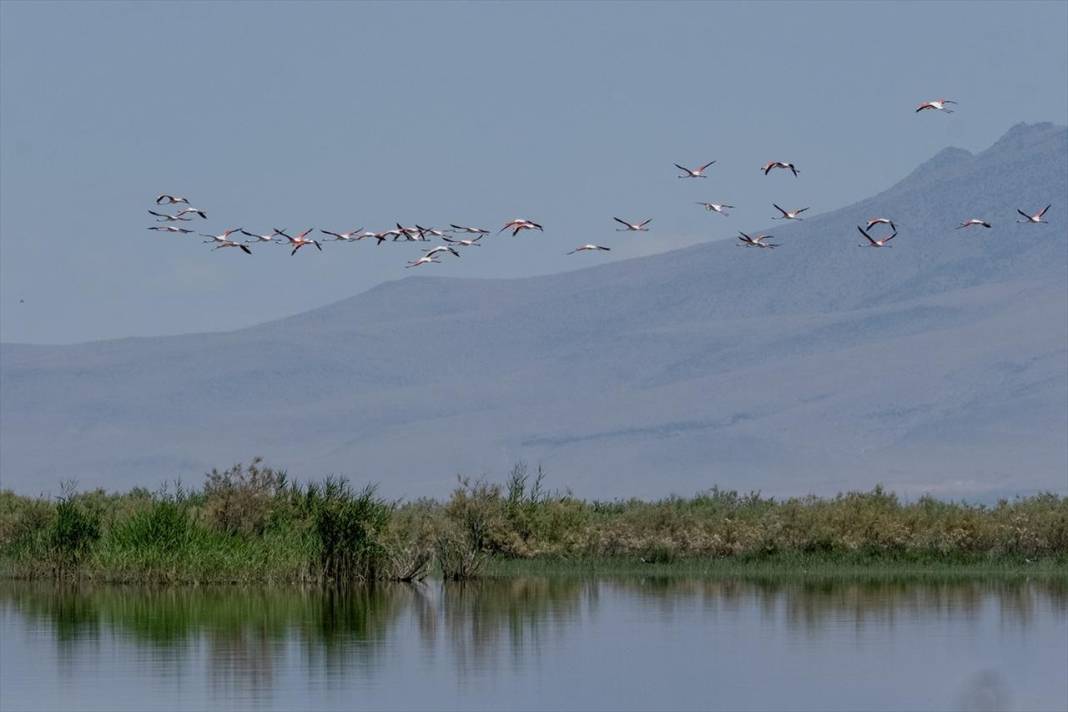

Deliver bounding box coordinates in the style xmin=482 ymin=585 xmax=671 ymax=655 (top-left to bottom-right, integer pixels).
xmin=2 ymin=1 xmax=1066 ymax=344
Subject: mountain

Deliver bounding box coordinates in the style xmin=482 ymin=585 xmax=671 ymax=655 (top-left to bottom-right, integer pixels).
xmin=2 ymin=123 xmax=1066 ymax=499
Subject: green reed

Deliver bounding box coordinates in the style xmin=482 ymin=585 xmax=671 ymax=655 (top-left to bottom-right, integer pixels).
xmin=1 ymin=460 xmax=1065 ymax=583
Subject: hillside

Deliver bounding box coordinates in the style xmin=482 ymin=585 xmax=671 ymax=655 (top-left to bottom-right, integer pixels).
xmin=2 ymin=122 xmax=1066 ymax=499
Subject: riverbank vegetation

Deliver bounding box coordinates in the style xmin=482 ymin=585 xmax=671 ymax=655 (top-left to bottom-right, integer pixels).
xmin=2 ymin=460 xmax=1065 ymax=584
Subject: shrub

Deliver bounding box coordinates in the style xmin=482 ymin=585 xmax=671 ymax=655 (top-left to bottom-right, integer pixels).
xmin=311 ymin=478 xmax=392 ymax=582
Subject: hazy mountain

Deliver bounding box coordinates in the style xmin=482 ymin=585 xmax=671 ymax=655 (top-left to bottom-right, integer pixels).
xmin=3 ymin=122 xmax=1066 ymax=499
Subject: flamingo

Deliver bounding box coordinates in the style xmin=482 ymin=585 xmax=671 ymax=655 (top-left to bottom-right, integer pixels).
xmin=1017 ymin=205 xmax=1051 ymax=224
xmin=148 ymin=209 xmax=192 ymax=222
xmin=614 ymin=217 xmax=652 ymax=232
xmin=147 ymin=225 xmax=193 ymax=234
xmin=200 ymin=228 xmax=243 ymax=244
xmin=500 ymin=219 xmax=543 ymax=236
xmin=737 ymin=231 xmax=778 ymax=249
xmin=212 ymin=240 xmax=252 ymax=255
xmin=762 ymin=161 xmax=799 ymax=176
xmin=696 ymin=202 xmax=733 ymax=215
xmin=567 ymin=244 xmax=611 ymax=254
xmin=176 ymin=207 xmax=207 ymax=220
xmin=416 ymin=225 xmax=450 ymax=239
xmin=155 ymin=194 xmax=190 ymax=205
xmin=674 ymin=161 xmax=716 ymax=178
xmin=422 ymin=245 xmax=461 ymax=259
xmin=405 ymin=255 xmax=440 ymax=268
xmin=956 ymin=218 xmax=991 ymax=229
xmin=278 ymin=228 xmax=321 ymax=255
xmin=916 ymin=99 xmax=956 ymax=113
xmin=443 ymin=235 xmax=483 ymax=247
xmin=397 ymin=224 xmax=427 ymax=241
xmin=320 ymin=228 xmax=365 ymax=242
xmin=857 ymin=225 xmax=896 ymax=247
xmin=448 ymin=224 xmax=491 ymax=235
xmin=240 ymin=229 xmax=287 ymax=244
xmin=772 ymin=204 xmax=808 ymax=220
xmin=866 ymin=217 xmax=896 ymax=231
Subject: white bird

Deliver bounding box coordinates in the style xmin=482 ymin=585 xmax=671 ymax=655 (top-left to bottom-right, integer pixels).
xmin=148 ymin=209 xmax=192 ymax=222
xmin=240 ymin=229 xmax=287 ymax=244
xmin=147 ymin=225 xmax=193 ymax=234
xmin=916 ymin=99 xmax=956 ymax=113
xmin=773 ymin=204 xmax=809 ymax=220
xmin=1017 ymin=205 xmax=1051 ymax=224
xmin=500 ymin=219 xmax=543 ymax=236
xmin=956 ymin=218 xmax=991 ymax=229
xmin=567 ymin=244 xmax=611 ymax=254
xmin=375 ymin=229 xmax=404 ymax=243
xmin=674 ymin=161 xmax=715 ymax=178
xmin=405 ymin=255 xmax=441 ymax=268
xmin=212 ymin=240 xmax=252 ymax=255
xmin=200 ymin=228 xmax=243 ymax=244
xmin=278 ymin=228 xmax=321 ymax=255
xmin=176 ymin=207 xmax=207 ymax=220
xmin=865 ymin=217 xmax=896 ymax=231
xmin=397 ymin=224 xmax=427 ymax=241
xmin=614 ymin=217 xmax=652 ymax=232
xmin=448 ymin=224 xmax=491 ymax=235
xmin=422 ymin=245 xmax=461 ymax=259
xmin=320 ymin=228 xmax=365 ymax=242
xmin=737 ymin=231 xmax=778 ymax=249
xmin=443 ymin=235 xmax=483 ymax=247
xmin=857 ymin=225 xmax=895 ymax=247
xmin=416 ymin=225 xmax=450 ymax=239
xmin=155 ymin=194 xmax=190 ymax=205
xmin=696 ymin=202 xmax=733 ymax=215
xmin=762 ymin=161 xmax=799 ymax=176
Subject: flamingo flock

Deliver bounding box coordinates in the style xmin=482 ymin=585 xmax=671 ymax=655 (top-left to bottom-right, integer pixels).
xmin=145 ymin=99 xmax=1053 ymax=267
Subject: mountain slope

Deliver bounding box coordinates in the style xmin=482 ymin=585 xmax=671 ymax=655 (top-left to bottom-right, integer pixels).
xmin=2 ymin=123 xmax=1066 ymax=498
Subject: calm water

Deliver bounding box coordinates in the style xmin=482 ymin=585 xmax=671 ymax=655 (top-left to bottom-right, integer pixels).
xmin=1 ymin=577 xmax=1065 ymax=711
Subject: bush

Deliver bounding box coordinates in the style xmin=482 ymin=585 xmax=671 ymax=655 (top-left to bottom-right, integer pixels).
xmin=48 ymin=487 xmax=101 ymax=571
xmin=310 ymin=478 xmax=392 ymax=582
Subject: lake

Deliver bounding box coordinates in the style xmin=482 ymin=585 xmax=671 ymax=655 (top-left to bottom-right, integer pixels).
xmin=1 ymin=577 xmax=1065 ymax=711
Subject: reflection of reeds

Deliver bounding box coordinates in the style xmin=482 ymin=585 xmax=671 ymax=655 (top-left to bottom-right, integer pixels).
xmin=5 ymin=576 xmax=1064 ymax=693
xmin=1 ymin=462 xmax=1066 ymax=584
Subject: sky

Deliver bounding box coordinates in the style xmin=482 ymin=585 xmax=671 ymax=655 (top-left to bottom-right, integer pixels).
xmin=2 ymin=1 xmax=1066 ymax=344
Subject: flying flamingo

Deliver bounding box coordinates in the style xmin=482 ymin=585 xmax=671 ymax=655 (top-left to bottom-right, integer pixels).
xmin=147 ymin=226 xmax=193 ymax=234
xmin=240 ymin=229 xmax=287 ymax=244
xmin=567 ymin=244 xmax=611 ymax=254
xmin=148 ymin=210 xmax=191 ymax=222
xmin=696 ymin=202 xmax=733 ymax=215
xmin=422 ymin=245 xmax=461 ymax=259
xmin=155 ymin=194 xmax=190 ymax=205
xmin=176 ymin=207 xmax=207 ymax=219
xmin=500 ymin=219 xmax=543 ymax=236
xmin=614 ymin=217 xmax=652 ymax=232
xmin=762 ymin=161 xmax=799 ymax=176
xmin=443 ymin=235 xmax=483 ymax=247
xmin=211 ymin=240 xmax=252 ymax=255
xmin=320 ymin=228 xmax=365 ymax=242
xmin=916 ymin=99 xmax=956 ymax=113
xmin=1017 ymin=205 xmax=1051 ymax=224
xmin=866 ymin=217 xmax=896 ymax=231
xmin=737 ymin=231 xmax=778 ymax=249
xmin=956 ymin=218 xmax=991 ymax=229
xmin=200 ymin=228 xmax=243 ymax=244
xmin=674 ymin=161 xmax=716 ymax=178
xmin=413 ymin=225 xmax=448 ymax=239
xmin=857 ymin=225 xmax=896 ymax=247
xmin=278 ymin=228 xmax=321 ymax=255
xmin=448 ymin=224 xmax=491 ymax=235
xmin=772 ymin=204 xmax=809 ymax=220
xmin=405 ymin=255 xmax=440 ymax=268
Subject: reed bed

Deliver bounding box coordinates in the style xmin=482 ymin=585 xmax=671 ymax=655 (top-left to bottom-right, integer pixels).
xmin=1 ymin=460 xmax=1065 ymax=584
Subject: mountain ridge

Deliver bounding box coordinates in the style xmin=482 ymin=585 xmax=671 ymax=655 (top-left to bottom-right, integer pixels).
xmin=2 ymin=122 xmax=1065 ymax=499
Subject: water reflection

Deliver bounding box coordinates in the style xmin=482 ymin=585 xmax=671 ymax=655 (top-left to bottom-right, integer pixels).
xmin=2 ymin=576 xmax=1065 ymax=711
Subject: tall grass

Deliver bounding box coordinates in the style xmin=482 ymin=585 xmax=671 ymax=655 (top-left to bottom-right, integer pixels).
xmin=1 ymin=461 xmax=1065 ymax=584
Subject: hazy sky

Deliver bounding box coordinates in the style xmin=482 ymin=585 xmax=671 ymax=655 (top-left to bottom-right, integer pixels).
xmin=2 ymin=1 xmax=1066 ymax=344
